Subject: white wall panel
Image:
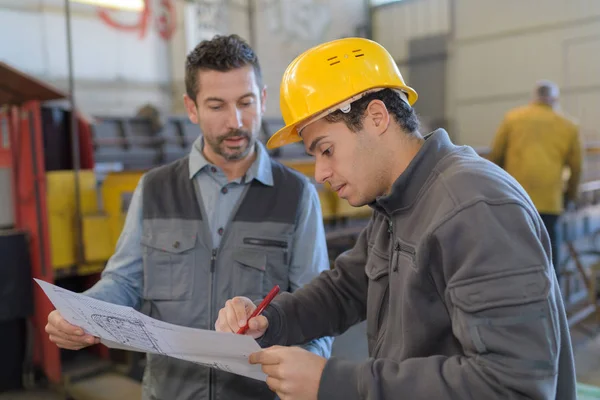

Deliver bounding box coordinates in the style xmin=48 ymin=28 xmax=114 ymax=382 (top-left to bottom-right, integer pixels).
xmin=453 ymin=32 xmax=562 ymax=102
xmin=0 ymin=1 xmax=175 ymax=115
xmin=180 ymin=0 xmax=365 ymax=118
xmin=564 ymin=36 xmax=600 ymax=89
xmin=373 ymin=0 xmax=450 ymax=62
xmin=454 ymin=99 xmax=525 ymax=147
xmin=254 ymin=0 xmax=366 ymax=118
xmin=450 ymin=0 xmax=600 ymax=148
xmin=0 ymin=9 xmax=46 ymax=76
xmin=455 ymin=0 xmax=600 ymax=41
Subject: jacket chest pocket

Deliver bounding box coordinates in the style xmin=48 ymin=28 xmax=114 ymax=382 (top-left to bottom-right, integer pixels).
xmin=392 ymin=240 xmax=416 ymax=272
xmin=232 ymin=250 xmax=267 ymax=301
xmin=365 ymin=246 xmax=390 ymax=356
xmin=141 ymin=231 xmax=197 ymax=301
xmin=233 ymin=235 xmax=290 ymax=300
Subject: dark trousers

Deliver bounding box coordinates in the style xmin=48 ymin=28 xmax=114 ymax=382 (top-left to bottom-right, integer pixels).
xmin=540 ymin=213 xmax=560 ymax=276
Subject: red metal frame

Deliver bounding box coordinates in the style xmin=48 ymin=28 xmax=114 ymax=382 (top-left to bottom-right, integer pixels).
xmin=1 ymin=103 xmax=61 ymax=383
xmin=1 ymin=62 xmax=105 ymax=385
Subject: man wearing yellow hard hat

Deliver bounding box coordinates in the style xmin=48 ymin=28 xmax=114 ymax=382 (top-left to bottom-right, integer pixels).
xmin=216 ymin=38 xmax=576 ymax=399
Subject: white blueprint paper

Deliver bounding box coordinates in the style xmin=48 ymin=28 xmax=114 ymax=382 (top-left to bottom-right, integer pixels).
xmin=35 ymin=279 xmax=266 ymax=381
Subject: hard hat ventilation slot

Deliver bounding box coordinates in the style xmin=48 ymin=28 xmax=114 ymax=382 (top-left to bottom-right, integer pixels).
xmin=327 ymin=55 xmax=340 ymax=66
xmin=352 ymin=49 xmax=364 ymax=57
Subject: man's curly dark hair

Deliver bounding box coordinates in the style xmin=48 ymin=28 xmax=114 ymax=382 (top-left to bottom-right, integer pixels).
xmin=185 ymin=34 xmax=263 ymax=102
xmin=325 ymin=89 xmax=420 ymax=136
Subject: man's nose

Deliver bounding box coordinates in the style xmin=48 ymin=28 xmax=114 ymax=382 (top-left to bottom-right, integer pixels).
xmin=226 ymin=108 xmax=243 ymax=130
xmin=314 ymin=159 xmax=332 ymax=185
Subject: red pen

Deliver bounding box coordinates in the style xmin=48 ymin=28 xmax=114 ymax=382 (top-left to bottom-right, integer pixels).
xmin=237 ymin=285 xmax=280 ymax=335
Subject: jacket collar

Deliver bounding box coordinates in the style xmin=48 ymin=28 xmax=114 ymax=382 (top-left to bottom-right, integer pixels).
xmin=372 ymin=129 xmax=458 ymax=215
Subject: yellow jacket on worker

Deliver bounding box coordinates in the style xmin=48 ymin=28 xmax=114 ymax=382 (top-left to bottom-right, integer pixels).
xmin=488 ymin=102 xmax=582 ymax=214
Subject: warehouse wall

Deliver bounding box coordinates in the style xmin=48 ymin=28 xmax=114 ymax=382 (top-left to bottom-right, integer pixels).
xmin=450 ymin=0 xmax=600 ymax=147
xmin=373 ymin=0 xmax=600 ymax=151
xmin=372 ymin=0 xmax=450 ymax=62
xmin=0 ymin=0 xmax=180 ymax=116
xmin=0 ymin=0 xmax=368 ymax=118
xmin=372 ymin=0 xmax=451 ymax=135
xmin=230 ymin=0 xmax=367 ymax=119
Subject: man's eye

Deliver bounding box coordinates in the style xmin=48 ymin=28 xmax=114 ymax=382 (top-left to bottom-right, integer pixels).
xmin=322 ymin=147 xmax=332 ymax=156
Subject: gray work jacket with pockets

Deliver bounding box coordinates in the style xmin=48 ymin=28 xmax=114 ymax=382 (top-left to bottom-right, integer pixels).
xmin=259 ymin=129 xmax=577 ymax=400
xmin=140 ymin=156 xmax=310 ymax=400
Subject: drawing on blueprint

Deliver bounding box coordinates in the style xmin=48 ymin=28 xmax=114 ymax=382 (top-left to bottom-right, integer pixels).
xmin=91 ymin=314 xmax=162 ymax=353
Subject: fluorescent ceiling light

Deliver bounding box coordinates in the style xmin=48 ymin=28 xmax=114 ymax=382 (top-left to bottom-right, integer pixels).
xmin=370 ymin=0 xmax=404 ymax=6
xmin=70 ymin=0 xmax=145 ymax=12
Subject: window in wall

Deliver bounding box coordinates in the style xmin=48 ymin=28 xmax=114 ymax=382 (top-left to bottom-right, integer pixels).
xmin=370 ymin=0 xmax=405 ymax=6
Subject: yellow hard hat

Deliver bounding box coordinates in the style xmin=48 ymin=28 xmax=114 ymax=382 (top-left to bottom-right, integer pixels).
xmin=266 ymin=37 xmax=418 ymax=149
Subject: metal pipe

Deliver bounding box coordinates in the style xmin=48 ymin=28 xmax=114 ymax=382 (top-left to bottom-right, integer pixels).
xmin=364 ymin=0 xmax=373 ymax=39
xmin=27 ymin=110 xmax=47 ymax=277
xmin=248 ymin=0 xmax=256 ymax=48
xmin=65 ymin=0 xmax=84 ymax=265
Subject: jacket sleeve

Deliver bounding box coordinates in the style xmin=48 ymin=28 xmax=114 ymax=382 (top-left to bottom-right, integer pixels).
xmin=488 ymin=116 xmax=510 ymax=167
xmin=258 ymin=218 xmax=373 ymax=348
xmin=318 ymin=201 xmax=564 ymax=400
xmin=565 ymin=127 xmax=582 ymax=202
xmin=288 ymin=182 xmax=334 ymax=357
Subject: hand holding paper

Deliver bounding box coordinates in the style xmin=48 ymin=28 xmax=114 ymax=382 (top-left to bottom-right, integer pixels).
xmin=46 ymin=309 xmax=100 ymax=350
xmin=35 ymin=279 xmax=266 ymax=381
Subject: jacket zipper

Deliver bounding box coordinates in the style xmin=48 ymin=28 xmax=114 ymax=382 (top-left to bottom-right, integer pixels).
xmin=243 ymin=237 xmax=289 ymax=264
xmin=204 ymin=184 xmax=251 ymax=400
xmin=371 ymin=218 xmax=394 ymax=357
xmin=393 ymin=242 xmax=415 ymax=271
xmin=208 ymin=248 xmax=217 ymax=400
xmin=372 ymin=269 xmax=390 ymax=357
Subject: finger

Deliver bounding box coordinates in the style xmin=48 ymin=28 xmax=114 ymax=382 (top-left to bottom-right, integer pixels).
xmin=49 ymin=311 xmax=84 ymax=336
xmin=261 ymin=364 xmax=282 ymax=379
xmin=232 ymin=297 xmax=250 ymax=326
xmin=55 ymin=332 xmax=96 ymax=346
xmin=45 ymin=322 xmax=97 ymax=345
xmin=49 ymin=335 xmax=92 ymax=350
xmin=265 ymin=376 xmax=283 ymax=394
xmin=215 ymin=308 xmax=232 ymax=333
xmin=248 ymin=315 xmax=268 ymax=332
xmin=225 ymin=300 xmax=242 ymax=332
xmin=249 ymin=348 xmax=282 ymax=365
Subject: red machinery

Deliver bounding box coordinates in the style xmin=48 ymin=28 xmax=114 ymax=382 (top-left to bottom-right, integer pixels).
xmin=0 ymin=61 xmax=95 ymax=386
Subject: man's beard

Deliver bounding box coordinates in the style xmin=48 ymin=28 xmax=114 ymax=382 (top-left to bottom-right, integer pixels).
xmin=207 ymin=129 xmax=254 ymax=161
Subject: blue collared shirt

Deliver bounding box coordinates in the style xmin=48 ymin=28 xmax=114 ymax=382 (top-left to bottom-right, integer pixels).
xmin=188 ymin=137 xmax=274 ymax=249
xmin=85 ymin=136 xmax=332 ymax=356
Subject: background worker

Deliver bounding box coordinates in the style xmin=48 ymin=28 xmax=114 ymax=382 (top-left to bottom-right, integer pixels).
xmin=489 ymin=80 xmax=582 ymax=274
xmin=44 ymin=34 xmax=332 ymax=400
xmin=216 ymin=37 xmax=576 ymax=400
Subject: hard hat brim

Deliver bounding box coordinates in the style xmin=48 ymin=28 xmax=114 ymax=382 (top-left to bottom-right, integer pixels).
xmin=266 ymin=123 xmax=303 ymax=149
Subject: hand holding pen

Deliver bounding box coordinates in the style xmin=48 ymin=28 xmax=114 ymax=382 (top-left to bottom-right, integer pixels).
xmin=215 ymin=285 xmax=280 ymax=338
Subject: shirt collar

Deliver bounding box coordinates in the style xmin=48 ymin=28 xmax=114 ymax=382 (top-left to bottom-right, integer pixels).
xmin=188 ymin=135 xmax=273 ymax=186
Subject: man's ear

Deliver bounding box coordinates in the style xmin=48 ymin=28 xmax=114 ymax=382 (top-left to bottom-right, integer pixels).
xmin=260 ymin=85 xmax=267 ymax=115
xmin=365 ymin=99 xmax=390 ymax=136
xmin=183 ymin=94 xmax=199 ymax=124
